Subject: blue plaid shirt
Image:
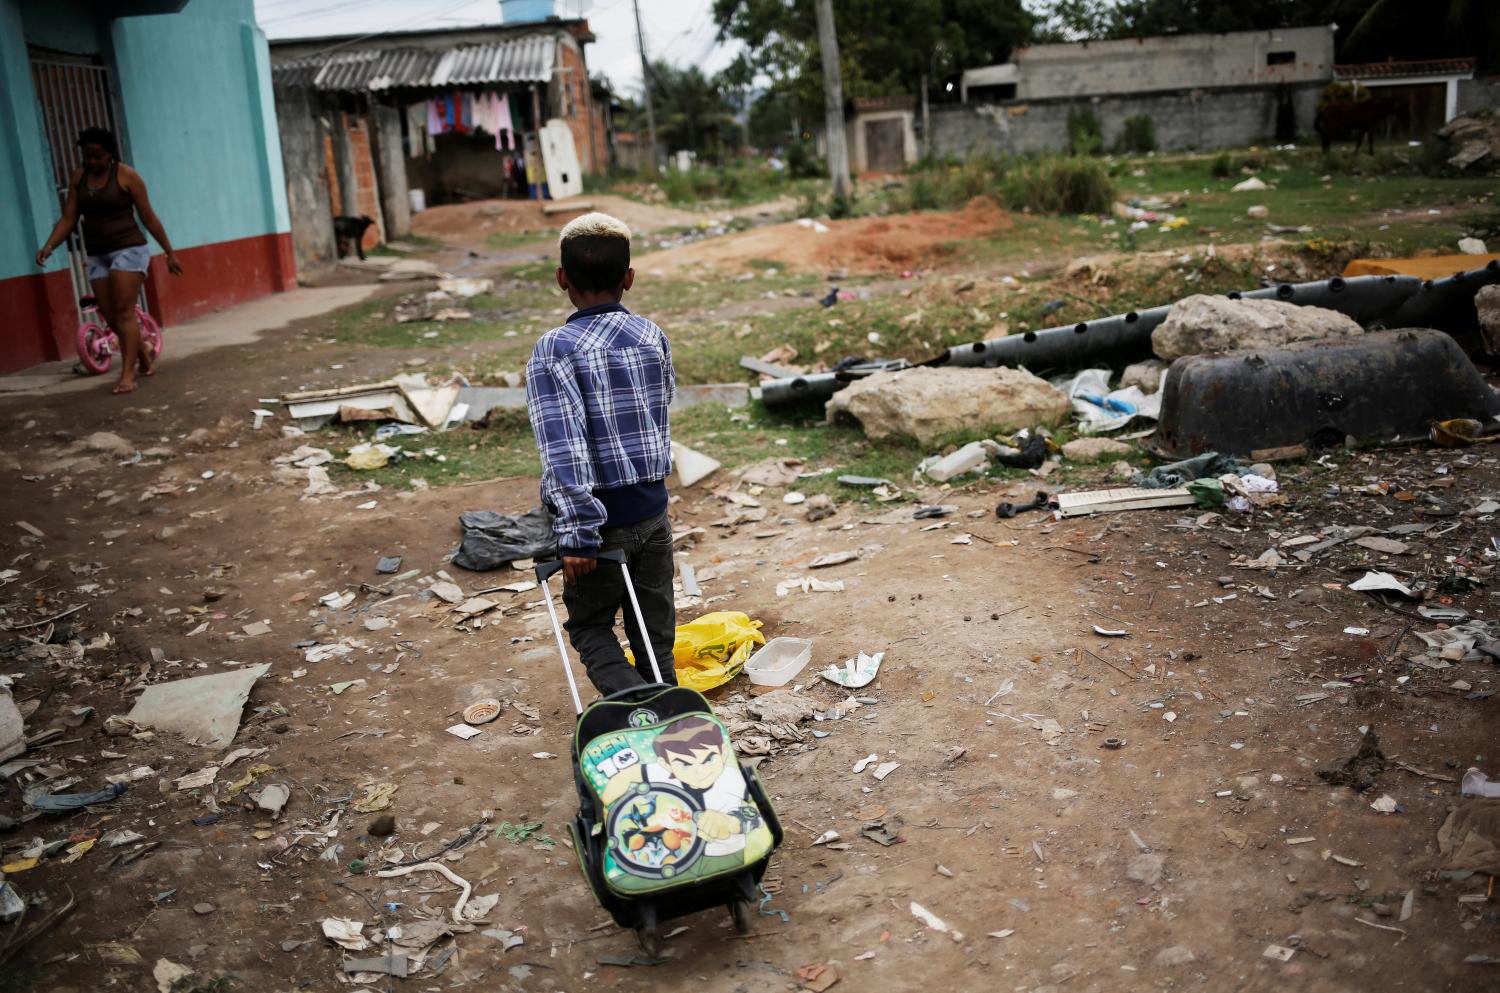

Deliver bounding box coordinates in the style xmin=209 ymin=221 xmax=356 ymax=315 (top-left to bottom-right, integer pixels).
xmin=526 ymin=303 xmax=674 ymax=553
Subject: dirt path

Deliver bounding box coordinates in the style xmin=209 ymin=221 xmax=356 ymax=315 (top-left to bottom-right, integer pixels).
xmin=0 ymin=296 xmax=1494 ymax=991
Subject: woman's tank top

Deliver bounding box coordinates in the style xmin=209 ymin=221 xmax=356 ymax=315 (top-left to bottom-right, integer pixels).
xmin=79 ymin=163 xmax=147 ymax=254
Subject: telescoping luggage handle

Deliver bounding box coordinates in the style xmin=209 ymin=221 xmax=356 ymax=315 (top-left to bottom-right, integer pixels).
xmin=534 ymin=549 xmax=666 ymax=715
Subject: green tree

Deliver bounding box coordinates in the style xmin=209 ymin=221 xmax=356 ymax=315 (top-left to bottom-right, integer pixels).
xmin=713 ymin=0 xmax=1034 ymax=124
xmin=646 ymin=61 xmax=739 ymax=162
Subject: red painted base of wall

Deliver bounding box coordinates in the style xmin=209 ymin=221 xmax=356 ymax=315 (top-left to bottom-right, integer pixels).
xmin=144 ymin=231 xmax=296 ymax=328
xmin=0 ymin=232 xmax=295 ymax=376
xmin=0 ymin=268 xmax=78 ymax=373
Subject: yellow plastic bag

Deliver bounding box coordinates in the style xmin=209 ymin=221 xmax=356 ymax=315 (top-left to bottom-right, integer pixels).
xmin=629 ymin=611 xmax=765 ymax=692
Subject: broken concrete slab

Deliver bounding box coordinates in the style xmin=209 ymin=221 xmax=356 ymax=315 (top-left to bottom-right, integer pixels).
xmin=672 ymin=442 xmax=721 ymax=487
xmin=126 ymin=663 xmax=270 ymax=748
xmin=826 ymin=366 xmax=1071 ymax=444
xmin=1152 ymin=294 xmax=1364 ymax=361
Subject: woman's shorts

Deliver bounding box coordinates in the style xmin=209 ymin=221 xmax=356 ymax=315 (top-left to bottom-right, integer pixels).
xmin=85 ymin=245 xmax=151 ymax=281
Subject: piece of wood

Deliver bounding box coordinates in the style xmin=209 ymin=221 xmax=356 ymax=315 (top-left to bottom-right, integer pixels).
xmin=1056 ymin=487 xmax=1195 ymax=519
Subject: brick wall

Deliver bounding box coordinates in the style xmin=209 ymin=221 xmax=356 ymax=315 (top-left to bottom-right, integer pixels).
xmin=323 ymin=112 xmax=386 ymax=249
xmin=555 ymin=40 xmax=602 ymax=173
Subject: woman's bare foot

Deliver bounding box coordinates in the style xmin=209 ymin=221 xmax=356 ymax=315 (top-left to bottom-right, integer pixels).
xmin=112 ymin=377 xmax=139 ymax=395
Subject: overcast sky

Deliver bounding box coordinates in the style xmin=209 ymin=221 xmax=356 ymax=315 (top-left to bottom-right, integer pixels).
xmin=253 ymin=0 xmax=742 ymax=97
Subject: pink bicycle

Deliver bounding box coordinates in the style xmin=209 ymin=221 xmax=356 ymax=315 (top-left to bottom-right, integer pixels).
xmin=75 ymin=294 xmax=162 ymax=376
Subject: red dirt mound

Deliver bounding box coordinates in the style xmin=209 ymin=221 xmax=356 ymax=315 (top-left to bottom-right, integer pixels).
xmin=637 ymin=197 xmax=1011 ymax=276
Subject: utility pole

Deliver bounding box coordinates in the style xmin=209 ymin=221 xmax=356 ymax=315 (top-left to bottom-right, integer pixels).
xmin=814 ymin=0 xmax=850 ymax=205
xmin=632 ymin=0 xmax=659 ymax=174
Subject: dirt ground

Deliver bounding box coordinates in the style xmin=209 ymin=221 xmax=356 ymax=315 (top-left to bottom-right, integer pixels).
xmin=639 ymin=198 xmax=1011 ymax=276
xmin=1 ymin=219 xmax=1497 ymax=993
xmin=412 ymin=193 xmax=799 ymax=247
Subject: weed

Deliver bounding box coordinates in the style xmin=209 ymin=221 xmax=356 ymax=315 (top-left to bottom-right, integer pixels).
xmin=1114 ymin=115 xmax=1157 ymax=155
xmin=1067 ymin=107 xmax=1104 ymax=156
xmin=1000 ymin=157 xmax=1116 ymax=215
xmin=1210 ymin=152 xmax=1234 ymax=178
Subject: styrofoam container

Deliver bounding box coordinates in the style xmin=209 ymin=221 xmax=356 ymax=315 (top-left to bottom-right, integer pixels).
xmin=744 ymin=637 xmax=812 ymax=687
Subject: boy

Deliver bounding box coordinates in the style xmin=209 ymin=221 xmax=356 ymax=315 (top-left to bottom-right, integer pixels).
xmin=526 ymin=213 xmax=678 ymax=696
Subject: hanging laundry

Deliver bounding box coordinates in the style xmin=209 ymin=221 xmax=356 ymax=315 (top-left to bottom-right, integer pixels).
xmin=427 ymin=98 xmax=442 ymax=138
xmin=495 ymin=93 xmax=515 ymax=151
xmin=407 ymin=102 xmax=432 ymax=157
xmin=461 ymin=92 xmax=474 ymax=131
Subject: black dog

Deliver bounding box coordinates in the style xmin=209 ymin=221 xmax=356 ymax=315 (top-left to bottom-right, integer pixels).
xmin=334 ymin=214 xmax=376 ymax=260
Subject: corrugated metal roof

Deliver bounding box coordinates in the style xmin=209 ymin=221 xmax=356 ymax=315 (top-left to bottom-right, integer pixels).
xmin=273 ymin=36 xmax=554 ymax=92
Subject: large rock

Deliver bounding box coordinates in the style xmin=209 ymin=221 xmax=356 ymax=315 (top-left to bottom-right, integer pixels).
xmin=1477 ymin=285 xmax=1500 ymax=354
xmin=1152 ymin=294 xmax=1364 ymax=361
xmin=826 ymin=367 xmax=1070 ymax=443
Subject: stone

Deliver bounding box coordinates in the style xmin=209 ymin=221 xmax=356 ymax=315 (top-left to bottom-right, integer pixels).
xmin=1246 ymin=204 xmax=1269 ymax=219
xmin=1476 ymin=285 xmax=1500 ymax=354
xmin=1109 ymin=460 xmax=1136 ymax=482
xmin=1152 ymin=294 xmax=1364 ymax=361
xmin=368 ymin=814 xmax=396 ymax=837
xmin=1062 ymin=437 xmax=1133 ymax=462
xmin=1120 ymin=359 xmax=1167 ymax=394
xmin=1231 ymin=176 xmax=1268 ymax=192
xmin=826 ymin=366 xmax=1070 ymax=444
xmin=1458 ymin=237 xmax=1488 ymax=255
xmin=1126 ymin=852 xmax=1164 ymax=885
xmin=1155 ymin=945 xmax=1197 ymax=967
xmin=83 ymin=431 xmax=133 ymax=455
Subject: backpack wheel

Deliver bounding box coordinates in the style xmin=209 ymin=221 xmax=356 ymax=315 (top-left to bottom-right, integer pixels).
xmin=634 ymin=923 xmax=662 ymax=958
xmin=730 ymin=898 xmax=753 ymax=934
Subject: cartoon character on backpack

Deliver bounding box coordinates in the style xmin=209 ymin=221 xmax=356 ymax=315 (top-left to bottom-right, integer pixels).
xmin=596 ymin=715 xmax=773 ymax=884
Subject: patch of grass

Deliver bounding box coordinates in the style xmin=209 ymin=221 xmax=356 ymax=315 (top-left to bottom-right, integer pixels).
xmin=323 ymin=412 xmax=542 ymax=489
xmin=326 ymin=292 xmax=558 ymax=350
xmin=485 ymin=229 xmax=556 ymax=252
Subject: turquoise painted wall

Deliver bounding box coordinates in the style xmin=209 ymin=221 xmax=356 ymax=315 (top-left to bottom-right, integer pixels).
xmin=0 ymin=0 xmax=68 ymax=281
xmin=20 ymin=0 xmax=105 ymax=56
xmin=111 ymin=0 xmax=290 ymax=251
xmin=0 ymin=0 xmax=289 ymax=283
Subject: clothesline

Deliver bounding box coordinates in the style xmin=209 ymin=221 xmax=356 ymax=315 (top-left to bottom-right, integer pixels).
xmin=421 ymin=90 xmax=522 ymax=151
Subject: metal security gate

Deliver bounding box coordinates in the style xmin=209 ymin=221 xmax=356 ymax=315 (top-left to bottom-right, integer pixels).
xmin=29 ymin=51 xmax=123 ymax=322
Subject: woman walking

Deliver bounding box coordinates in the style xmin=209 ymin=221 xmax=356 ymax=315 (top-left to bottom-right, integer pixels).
xmin=35 ymin=127 xmax=182 ymax=394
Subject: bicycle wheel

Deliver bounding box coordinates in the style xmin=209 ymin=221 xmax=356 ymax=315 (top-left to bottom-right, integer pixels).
xmin=75 ymin=322 xmax=115 ymax=375
xmin=138 ymin=308 xmax=163 ymax=360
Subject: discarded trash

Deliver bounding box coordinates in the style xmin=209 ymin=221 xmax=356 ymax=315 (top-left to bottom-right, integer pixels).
xmin=996 ymin=491 xmax=1051 ymax=519
xmin=745 ymin=637 xmax=813 ymax=687
xmin=353 ymin=782 xmax=398 ymax=813
xmin=909 ymin=901 xmax=962 ymax=941
xmin=376 ymin=556 xmax=402 ymax=574
xmin=1093 ymin=625 xmax=1129 ymax=638
xmin=126 ymin=663 xmax=270 ymax=749
xmin=1461 ymin=768 xmax=1500 ymax=799
xmin=174 ymin=766 xmax=219 ymax=791
xmin=1263 ymin=944 xmax=1296 ymax=962
xmin=446 ymin=724 xmax=484 ymax=740
xmin=671 ymin=441 xmax=721 ymax=488
xmin=322 ymin=918 xmax=369 ymax=952
xmin=637 ymin=610 xmax=766 ymax=692
xmin=862 ymin=823 xmax=901 ymax=846
xmin=1056 ymin=487 xmax=1195 ymax=517
xmin=1436 ymin=801 xmax=1500 ymax=874
xmin=1370 ymin=794 xmax=1399 ymax=814
xmin=26 ymin=781 xmax=127 ymax=812
xmin=462 ymin=699 xmax=503 ymax=725
xmin=1349 ymin=572 xmax=1415 ymax=599
xmin=808 ymin=550 xmax=860 ymax=569
xmin=452 ymin=508 xmax=556 ymax=572
xmin=776 ymin=576 xmax=845 ymax=596
xmin=0 ymin=686 xmax=23 ymax=763
xmin=256 ymin=783 xmax=291 ymax=817
xmin=820 ymin=652 xmax=883 ymax=689
xmin=872 ymin=761 xmax=900 ymax=782
xmin=343 ymin=954 xmax=409 ymax=978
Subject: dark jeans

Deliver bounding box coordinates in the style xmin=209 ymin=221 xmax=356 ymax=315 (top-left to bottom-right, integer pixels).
xmin=562 ymin=512 xmax=678 ymax=696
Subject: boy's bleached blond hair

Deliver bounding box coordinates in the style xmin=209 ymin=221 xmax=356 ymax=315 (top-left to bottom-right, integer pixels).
xmin=559 ymin=212 xmax=631 ymax=245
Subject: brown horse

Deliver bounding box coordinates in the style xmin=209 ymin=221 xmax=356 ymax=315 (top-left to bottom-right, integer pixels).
xmin=1315 ymin=98 xmax=1400 ymax=154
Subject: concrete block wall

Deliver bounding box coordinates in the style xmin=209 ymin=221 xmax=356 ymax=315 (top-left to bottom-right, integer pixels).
xmin=931 ymin=85 xmax=1324 ymax=158
xmin=1456 ymin=77 xmax=1500 ymax=116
